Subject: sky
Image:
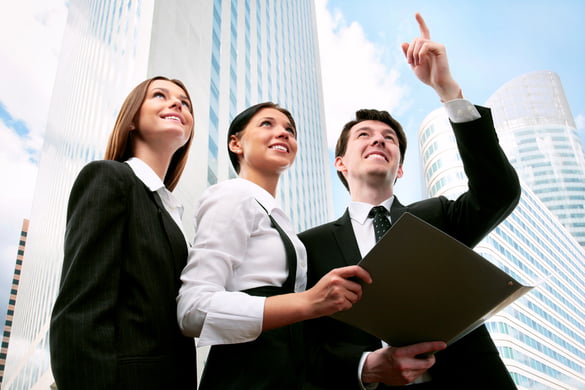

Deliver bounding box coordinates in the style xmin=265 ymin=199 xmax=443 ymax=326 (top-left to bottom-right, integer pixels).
xmin=1 ymin=0 xmax=584 ymax=332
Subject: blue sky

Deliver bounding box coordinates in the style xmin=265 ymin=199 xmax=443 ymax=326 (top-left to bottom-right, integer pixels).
xmin=1 ymin=0 xmax=584 ymax=331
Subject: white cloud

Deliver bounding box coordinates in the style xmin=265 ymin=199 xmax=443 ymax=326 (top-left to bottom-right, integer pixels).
xmin=576 ymin=114 xmax=585 ymax=129
xmin=315 ymin=0 xmax=407 ymax=149
xmin=0 ymin=1 xmax=68 ymax=138
xmin=315 ymin=0 xmax=423 ymax=210
xmin=0 ymin=121 xmax=38 ymax=314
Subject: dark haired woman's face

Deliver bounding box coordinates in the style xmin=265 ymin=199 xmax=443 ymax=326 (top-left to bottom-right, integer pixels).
xmin=232 ymin=108 xmax=298 ymax=175
xmin=135 ymin=80 xmax=194 ymax=152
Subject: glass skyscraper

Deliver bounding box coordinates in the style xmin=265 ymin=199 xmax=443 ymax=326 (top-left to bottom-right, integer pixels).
xmin=485 ymin=71 xmax=585 ymax=248
xmin=2 ymin=1 xmax=332 ymax=388
xmin=419 ymin=106 xmax=585 ymax=389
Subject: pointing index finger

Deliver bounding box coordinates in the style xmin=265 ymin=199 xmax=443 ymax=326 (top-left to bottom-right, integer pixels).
xmin=415 ymin=12 xmax=430 ymax=40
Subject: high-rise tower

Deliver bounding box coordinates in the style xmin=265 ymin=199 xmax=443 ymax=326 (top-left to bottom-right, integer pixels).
xmin=2 ymin=1 xmax=332 ymax=388
xmin=485 ymin=71 xmax=585 ymax=248
xmin=0 ymin=220 xmax=28 ymax=389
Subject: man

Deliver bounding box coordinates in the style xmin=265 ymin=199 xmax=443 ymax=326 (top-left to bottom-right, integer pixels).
xmin=299 ymin=13 xmax=520 ymax=390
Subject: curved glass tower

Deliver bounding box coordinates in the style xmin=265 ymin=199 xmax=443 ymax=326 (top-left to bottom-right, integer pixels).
xmin=2 ymin=0 xmax=332 ymax=388
xmin=419 ymin=107 xmax=585 ymax=389
xmin=485 ymin=71 xmax=585 ymax=248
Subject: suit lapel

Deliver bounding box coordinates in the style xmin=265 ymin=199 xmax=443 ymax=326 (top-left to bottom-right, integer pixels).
xmin=149 ymin=190 xmax=188 ymax=274
xmin=332 ymin=209 xmax=362 ymax=266
xmin=390 ymin=196 xmax=407 ymax=223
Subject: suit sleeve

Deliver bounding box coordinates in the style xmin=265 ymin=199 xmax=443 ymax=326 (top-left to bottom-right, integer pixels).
xmin=50 ymin=161 xmax=130 ymax=390
xmin=440 ymin=105 xmax=521 ymax=246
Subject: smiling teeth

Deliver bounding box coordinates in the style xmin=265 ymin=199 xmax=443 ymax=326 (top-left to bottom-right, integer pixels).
xmin=271 ymin=145 xmax=288 ymax=152
xmin=367 ymin=153 xmax=387 ymax=161
xmin=165 ymin=115 xmax=181 ymax=122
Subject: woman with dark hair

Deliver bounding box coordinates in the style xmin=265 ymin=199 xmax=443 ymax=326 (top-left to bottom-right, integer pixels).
xmin=50 ymin=76 xmax=197 ymax=390
xmin=177 ymin=102 xmax=371 ymax=389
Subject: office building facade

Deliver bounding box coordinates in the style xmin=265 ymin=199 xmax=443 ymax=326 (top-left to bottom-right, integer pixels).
xmin=0 ymin=220 xmax=28 ymax=388
xmin=419 ymin=107 xmax=585 ymax=389
xmin=485 ymin=71 xmax=585 ymax=248
xmin=2 ymin=1 xmax=331 ymax=388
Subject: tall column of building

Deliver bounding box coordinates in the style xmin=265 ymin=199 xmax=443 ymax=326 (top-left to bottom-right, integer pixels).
xmin=3 ymin=1 xmax=332 ymax=388
xmin=419 ymin=106 xmax=585 ymax=389
xmin=486 ymin=71 xmax=585 ymax=248
xmin=0 ymin=220 xmax=28 ymax=389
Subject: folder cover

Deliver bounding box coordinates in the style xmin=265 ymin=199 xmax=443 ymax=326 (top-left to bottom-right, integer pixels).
xmin=332 ymin=212 xmax=533 ymax=346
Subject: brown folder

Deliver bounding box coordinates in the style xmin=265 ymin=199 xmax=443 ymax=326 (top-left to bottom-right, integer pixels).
xmin=332 ymin=212 xmax=533 ymax=346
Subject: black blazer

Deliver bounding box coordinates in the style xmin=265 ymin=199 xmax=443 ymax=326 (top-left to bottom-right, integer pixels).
xmin=50 ymin=160 xmax=197 ymax=390
xmin=300 ymin=107 xmax=520 ymax=390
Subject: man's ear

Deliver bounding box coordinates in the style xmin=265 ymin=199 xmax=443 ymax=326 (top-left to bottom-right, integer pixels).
xmin=228 ymin=135 xmax=242 ymax=155
xmin=396 ymin=164 xmax=404 ymax=179
xmin=393 ymin=164 xmax=404 ymax=185
xmin=334 ymin=156 xmax=346 ymax=173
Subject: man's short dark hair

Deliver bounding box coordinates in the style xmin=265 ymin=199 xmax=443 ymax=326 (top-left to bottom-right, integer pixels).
xmin=335 ymin=109 xmax=407 ymax=190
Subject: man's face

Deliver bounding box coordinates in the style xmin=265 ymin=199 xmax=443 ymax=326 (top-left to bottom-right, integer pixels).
xmin=335 ymin=120 xmax=403 ymax=190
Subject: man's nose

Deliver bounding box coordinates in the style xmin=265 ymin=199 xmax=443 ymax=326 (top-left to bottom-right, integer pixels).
xmin=372 ymin=134 xmax=385 ymax=145
xmin=169 ymin=97 xmax=183 ymax=110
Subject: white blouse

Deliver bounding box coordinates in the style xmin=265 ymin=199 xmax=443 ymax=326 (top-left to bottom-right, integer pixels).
xmin=177 ymin=178 xmax=307 ymax=347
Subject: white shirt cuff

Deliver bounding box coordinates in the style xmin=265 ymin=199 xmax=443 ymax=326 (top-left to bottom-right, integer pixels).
xmin=358 ymin=351 xmax=379 ymax=390
xmin=197 ymin=292 xmax=266 ymax=347
xmin=444 ymin=99 xmax=481 ymax=123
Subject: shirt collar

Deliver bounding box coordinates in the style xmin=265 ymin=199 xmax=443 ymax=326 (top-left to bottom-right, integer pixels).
xmin=125 ymin=157 xmax=165 ymax=192
xmin=125 ymin=157 xmax=184 ymax=218
xmin=235 ymin=177 xmax=279 ymax=213
xmin=349 ymin=196 xmax=395 ymax=225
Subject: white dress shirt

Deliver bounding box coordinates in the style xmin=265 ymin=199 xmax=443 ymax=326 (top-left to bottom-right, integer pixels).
xmin=125 ymin=157 xmax=187 ymax=242
xmin=177 ymin=178 xmax=307 ymax=347
xmin=351 ymin=99 xmax=480 ymax=389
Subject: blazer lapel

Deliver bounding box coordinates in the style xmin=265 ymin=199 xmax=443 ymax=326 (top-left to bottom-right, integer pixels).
xmin=332 ymin=209 xmax=362 ymax=266
xmin=150 ymin=190 xmax=188 ymax=274
xmin=390 ymin=196 xmax=408 ymax=223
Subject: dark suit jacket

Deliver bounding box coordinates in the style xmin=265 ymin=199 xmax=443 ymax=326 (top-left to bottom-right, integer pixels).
xmin=299 ymin=106 xmax=520 ymax=390
xmin=50 ymin=160 xmax=197 ymax=390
